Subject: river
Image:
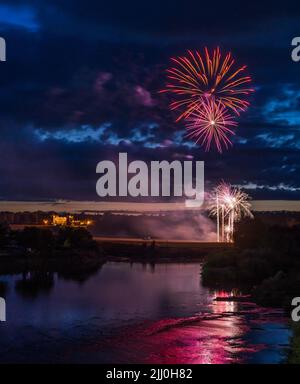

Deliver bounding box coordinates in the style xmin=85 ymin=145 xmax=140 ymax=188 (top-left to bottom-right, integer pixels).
xmin=0 ymin=262 xmax=291 ymax=363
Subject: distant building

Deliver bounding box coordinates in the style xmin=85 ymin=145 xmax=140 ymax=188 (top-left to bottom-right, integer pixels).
xmin=52 ymin=215 xmax=68 ymax=226
xmin=51 ymin=214 xmax=92 ymax=227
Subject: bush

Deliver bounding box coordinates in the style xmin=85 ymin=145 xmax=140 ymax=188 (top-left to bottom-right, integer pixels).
xmin=234 ymin=218 xmax=268 ymax=249
xmin=203 ymin=250 xmax=238 ymax=268
xmin=0 ymin=223 xmax=10 ymax=247
xmin=16 ymin=227 xmax=55 ymax=251
xmin=237 ymin=256 xmax=273 ymax=281
xmin=202 ymin=265 xmax=238 ymax=286
xmin=56 ymin=227 xmax=97 ymax=250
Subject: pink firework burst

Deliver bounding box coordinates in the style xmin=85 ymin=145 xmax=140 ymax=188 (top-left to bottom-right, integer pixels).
xmin=161 ymin=47 xmax=254 ymax=122
xmin=186 ymin=97 xmax=238 ymax=153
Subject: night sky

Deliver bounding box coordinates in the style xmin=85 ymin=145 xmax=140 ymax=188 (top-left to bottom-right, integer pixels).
xmin=0 ymin=1 xmax=300 ymax=201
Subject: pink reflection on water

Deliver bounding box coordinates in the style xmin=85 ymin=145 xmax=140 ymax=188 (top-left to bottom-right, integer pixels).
xmin=81 ymin=310 xmax=267 ymax=364
xmin=141 ymin=315 xmax=245 ymax=364
xmin=65 ymin=288 xmax=289 ymax=364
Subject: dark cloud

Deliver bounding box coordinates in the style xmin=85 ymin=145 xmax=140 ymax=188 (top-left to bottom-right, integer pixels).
xmin=0 ymin=0 xmax=300 ymax=201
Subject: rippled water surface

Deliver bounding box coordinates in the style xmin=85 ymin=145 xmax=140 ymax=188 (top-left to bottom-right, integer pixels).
xmin=0 ymin=262 xmax=291 ymax=363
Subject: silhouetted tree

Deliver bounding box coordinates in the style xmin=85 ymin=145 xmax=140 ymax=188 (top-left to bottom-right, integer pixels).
xmin=234 ymin=218 xmax=268 ymax=249
xmin=0 ymin=223 xmax=10 ymax=247
xmin=16 ymin=227 xmax=55 ymax=251
xmin=56 ymin=227 xmax=96 ymax=249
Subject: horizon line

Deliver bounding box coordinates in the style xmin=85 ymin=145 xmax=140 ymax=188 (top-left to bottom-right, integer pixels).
xmin=0 ymin=200 xmax=300 ymax=213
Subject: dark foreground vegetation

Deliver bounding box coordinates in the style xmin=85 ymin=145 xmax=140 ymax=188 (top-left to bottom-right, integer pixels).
xmin=203 ymin=218 xmax=300 ymax=309
xmin=202 ymin=217 xmax=300 ymax=363
xmin=1 ymin=219 xmax=300 ymax=362
xmin=0 ymin=224 xmax=105 ymax=274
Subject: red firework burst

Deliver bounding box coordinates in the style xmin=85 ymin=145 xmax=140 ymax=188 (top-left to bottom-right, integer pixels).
xmin=161 ymin=47 xmax=254 ymax=121
xmin=186 ymin=97 xmax=238 ymax=153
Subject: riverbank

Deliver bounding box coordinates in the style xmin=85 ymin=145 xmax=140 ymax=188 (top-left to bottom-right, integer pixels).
xmin=0 ymin=222 xmax=298 ymax=363
xmin=0 ymin=261 xmax=291 ymax=364
xmin=0 ymin=224 xmax=107 ymax=277
xmin=201 ymin=218 xmax=300 ymax=363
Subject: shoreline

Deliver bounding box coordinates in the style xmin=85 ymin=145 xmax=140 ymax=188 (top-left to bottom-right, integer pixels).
xmin=0 ymin=247 xmax=295 ymax=364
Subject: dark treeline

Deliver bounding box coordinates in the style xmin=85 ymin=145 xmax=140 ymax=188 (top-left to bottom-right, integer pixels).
xmin=202 ymin=217 xmax=300 ymax=309
xmin=0 ymin=224 xmax=106 ymax=294
xmin=202 ymin=217 xmax=300 ymax=364
xmin=0 ymin=224 xmax=99 ymax=256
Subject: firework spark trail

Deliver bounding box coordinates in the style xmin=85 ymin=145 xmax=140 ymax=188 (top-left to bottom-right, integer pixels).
xmin=161 ymin=47 xmax=254 ymax=122
xmin=209 ymin=182 xmax=253 ymax=242
xmin=185 ymin=97 xmax=237 ymax=153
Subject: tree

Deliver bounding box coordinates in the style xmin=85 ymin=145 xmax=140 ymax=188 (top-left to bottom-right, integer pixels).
xmin=17 ymin=227 xmax=55 ymax=251
xmin=0 ymin=223 xmax=10 ymax=247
